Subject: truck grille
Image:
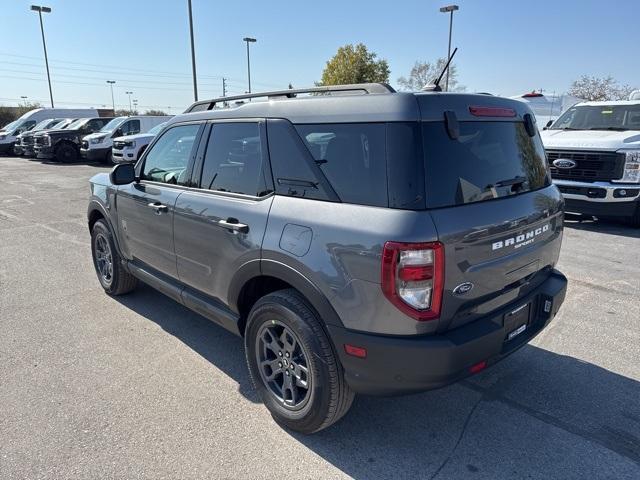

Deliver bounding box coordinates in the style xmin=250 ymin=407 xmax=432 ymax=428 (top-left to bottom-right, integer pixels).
xmin=34 ymin=136 xmax=45 ymax=146
xmin=21 ymin=136 xmax=34 ymax=146
xmin=547 ymin=150 xmax=624 ymax=182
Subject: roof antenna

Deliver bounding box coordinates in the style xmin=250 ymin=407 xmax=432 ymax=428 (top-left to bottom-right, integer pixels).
xmin=422 ymin=47 xmax=458 ymax=92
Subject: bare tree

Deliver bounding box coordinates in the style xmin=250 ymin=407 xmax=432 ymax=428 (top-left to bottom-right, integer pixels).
xmin=569 ymin=75 xmax=636 ymax=101
xmin=397 ymin=59 xmax=464 ymax=92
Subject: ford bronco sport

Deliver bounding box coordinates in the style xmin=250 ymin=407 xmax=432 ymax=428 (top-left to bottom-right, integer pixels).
xmin=88 ymin=83 xmax=567 ymax=433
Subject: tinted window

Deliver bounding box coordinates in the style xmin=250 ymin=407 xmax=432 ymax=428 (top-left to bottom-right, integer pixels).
xmin=423 ymin=121 xmax=550 ymax=208
xmin=121 ymin=119 xmax=141 ymax=135
xmin=200 ymin=123 xmax=269 ymax=196
xmin=141 ymin=124 xmax=200 ymax=185
xmin=86 ymin=119 xmax=106 ymax=131
xmin=266 ymin=119 xmax=332 ymax=201
xmin=551 ymin=104 xmax=640 ymax=131
xmin=295 ymin=123 xmax=387 ymax=207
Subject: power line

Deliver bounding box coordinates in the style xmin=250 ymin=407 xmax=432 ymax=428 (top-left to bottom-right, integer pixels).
xmin=0 ymin=51 xmax=284 ymax=89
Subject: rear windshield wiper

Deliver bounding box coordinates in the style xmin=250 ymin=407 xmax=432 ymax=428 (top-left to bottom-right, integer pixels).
xmin=491 ymin=176 xmax=528 ymax=188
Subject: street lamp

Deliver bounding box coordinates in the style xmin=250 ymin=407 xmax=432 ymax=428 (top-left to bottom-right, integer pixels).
xmin=106 ymin=80 xmax=116 ymax=111
xmin=125 ymin=91 xmax=133 ymax=114
xmin=132 ymin=99 xmax=138 ymax=112
xmin=243 ymin=37 xmax=257 ymax=95
xmin=439 ymin=4 xmax=459 ymax=92
xmin=30 ymin=5 xmax=54 ymax=107
xmin=187 ymin=0 xmax=198 ymax=101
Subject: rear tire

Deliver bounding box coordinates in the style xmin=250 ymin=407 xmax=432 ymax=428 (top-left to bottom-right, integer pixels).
xmin=91 ymin=219 xmax=137 ymax=295
xmin=55 ymin=143 xmax=78 ymax=163
xmin=245 ymin=289 xmax=354 ymax=434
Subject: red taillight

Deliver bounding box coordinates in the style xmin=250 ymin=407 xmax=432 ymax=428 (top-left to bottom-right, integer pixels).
xmin=381 ymin=241 xmax=444 ymax=321
xmin=469 ymin=106 xmax=516 ymax=117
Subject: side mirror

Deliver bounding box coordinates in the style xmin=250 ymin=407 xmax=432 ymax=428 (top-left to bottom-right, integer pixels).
xmin=110 ymin=163 xmax=136 ymax=185
xmin=114 ymin=128 xmax=123 ymax=138
xmin=544 ymin=120 xmax=553 ymax=130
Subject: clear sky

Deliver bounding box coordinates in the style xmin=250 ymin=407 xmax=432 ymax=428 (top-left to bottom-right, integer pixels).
xmin=1 ymin=0 xmax=638 ymax=112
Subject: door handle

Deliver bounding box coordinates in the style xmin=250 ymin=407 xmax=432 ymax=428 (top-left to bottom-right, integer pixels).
xmin=147 ymin=202 xmax=168 ymax=214
xmin=217 ymin=218 xmax=249 ymax=234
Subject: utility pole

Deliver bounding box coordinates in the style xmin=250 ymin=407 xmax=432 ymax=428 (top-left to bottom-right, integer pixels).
xmin=187 ymin=0 xmax=198 ymax=101
xmin=439 ymin=5 xmax=459 ymax=92
xmin=106 ymin=80 xmax=116 ymax=111
xmin=222 ymin=77 xmax=227 ymax=97
xmin=126 ymin=91 xmax=133 ymax=114
xmin=30 ymin=5 xmax=54 ymax=107
xmin=243 ymin=37 xmax=257 ymax=96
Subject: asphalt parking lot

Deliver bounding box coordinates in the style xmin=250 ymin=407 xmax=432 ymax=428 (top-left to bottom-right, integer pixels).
xmin=1 ymin=156 xmax=639 ymax=479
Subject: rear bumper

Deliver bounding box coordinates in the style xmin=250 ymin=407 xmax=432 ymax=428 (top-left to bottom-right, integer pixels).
xmin=328 ymin=270 xmax=567 ymax=395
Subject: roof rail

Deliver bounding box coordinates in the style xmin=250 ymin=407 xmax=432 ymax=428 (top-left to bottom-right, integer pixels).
xmin=184 ymin=83 xmax=396 ymax=113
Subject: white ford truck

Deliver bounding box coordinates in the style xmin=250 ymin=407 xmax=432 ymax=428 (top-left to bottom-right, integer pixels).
xmin=540 ymin=100 xmax=640 ymax=226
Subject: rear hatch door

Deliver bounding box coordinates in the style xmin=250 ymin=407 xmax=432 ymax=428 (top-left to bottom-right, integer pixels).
xmin=418 ymin=98 xmax=564 ymax=331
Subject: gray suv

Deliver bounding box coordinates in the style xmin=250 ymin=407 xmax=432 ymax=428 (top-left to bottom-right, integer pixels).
xmin=88 ymin=84 xmax=568 ymax=433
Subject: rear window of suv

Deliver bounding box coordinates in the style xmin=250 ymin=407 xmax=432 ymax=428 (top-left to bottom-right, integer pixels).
xmin=422 ymin=121 xmax=550 ymax=209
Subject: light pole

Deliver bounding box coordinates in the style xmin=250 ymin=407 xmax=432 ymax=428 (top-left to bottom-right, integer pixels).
xmin=132 ymin=99 xmax=138 ymax=113
xmin=439 ymin=4 xmax=459 ymax=92
xmin=30 ymin=5 xmax=54 ymax=107
xmin=243 ymin=37 xmax=256 ymax=95
xmin=126 ymin=91 xmax=133 ymax=114
xmin=187 ymin=0 xmax=198 ymax=101
xmin=20 ymin=96 xmax=28 ymax=106
xmin=106 ymin=80 xmax=116 ymax=111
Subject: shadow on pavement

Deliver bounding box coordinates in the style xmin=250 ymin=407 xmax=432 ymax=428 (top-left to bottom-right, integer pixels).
xmin=564 ymin=213 xmax=639 ymax=239
xmin=116 ymin=284 xmax=640 ymax=479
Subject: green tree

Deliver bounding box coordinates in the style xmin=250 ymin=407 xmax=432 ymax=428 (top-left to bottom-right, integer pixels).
xmin=397 ymin=59 xmax=464 ymax=92
xmin=319 ymin=43 xmax=389 ymax=85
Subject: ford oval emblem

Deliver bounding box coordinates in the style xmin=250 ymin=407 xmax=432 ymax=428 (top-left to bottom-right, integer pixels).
xmin=453 ymin=282 xmax=474 ymax=295
xmin=553 ymin=158 xmax=577 ymax=169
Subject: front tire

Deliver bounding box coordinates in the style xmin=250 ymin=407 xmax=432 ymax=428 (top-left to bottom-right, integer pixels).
xmin=91 ymin=219 xmax=137 ymax=295
xmin=245 ymin=289 xmax=354 ymax=434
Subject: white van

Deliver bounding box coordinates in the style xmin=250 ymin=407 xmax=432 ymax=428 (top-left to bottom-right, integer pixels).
xmin=511 ymin=92 xmax=583 ymax=128
xmin=80 ymin=116 xmax=171 ymax=163
xmin=0 ymin=108 xmax=102 ymax=155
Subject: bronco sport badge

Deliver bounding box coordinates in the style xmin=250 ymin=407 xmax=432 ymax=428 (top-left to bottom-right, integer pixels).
xmin=492 ymin=224 xmax=550 ymax=251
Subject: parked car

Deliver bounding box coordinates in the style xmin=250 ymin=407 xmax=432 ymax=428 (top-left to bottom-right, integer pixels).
xmin=34 ymin=117 xmax=115 ymax=163
xmin=81 ymin=116 xmax=171 ymax=163
xmin=0 ymin=108 xmax=105 ymax=155
xmin=540 ymin=100 xmax=640 ymax=226
xmin=15 ymin=118 xmax=66 ymax=156
xmin=111 ymin=120 xmax=171 ymax=163
xmin=88 ymin=84 xmax=567 ymax=433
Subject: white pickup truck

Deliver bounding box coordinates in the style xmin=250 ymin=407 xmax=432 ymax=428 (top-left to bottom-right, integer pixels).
xmin=540 ymin=100 xmax=640 ymax=226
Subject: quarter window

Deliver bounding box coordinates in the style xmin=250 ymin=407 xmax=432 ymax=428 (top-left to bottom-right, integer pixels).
xmin=295 ymin=123 xmax=387 ymax=207
xmin=199 ymin=123 xmax=269 ymax=196
xmin=141 ymin=124 xmax=200 ymax=185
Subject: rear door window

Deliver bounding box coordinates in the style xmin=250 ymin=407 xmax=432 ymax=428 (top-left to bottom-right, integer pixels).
xmin=422 ymin=121 xmax=550 ymax=208
xmin=199 ymin=122 xmax=270 ymax=196
xmin=295 ymin=123 xmax=387 ymax=207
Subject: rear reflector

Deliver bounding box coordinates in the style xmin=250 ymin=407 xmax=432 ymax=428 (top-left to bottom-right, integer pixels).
xmin=344 ymin=344 xmax=367 ymax=358
xmin=469 ymin=360 xmax=487 ymax=374
xmin=469 ymin=106 xmax=517 ymax=117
